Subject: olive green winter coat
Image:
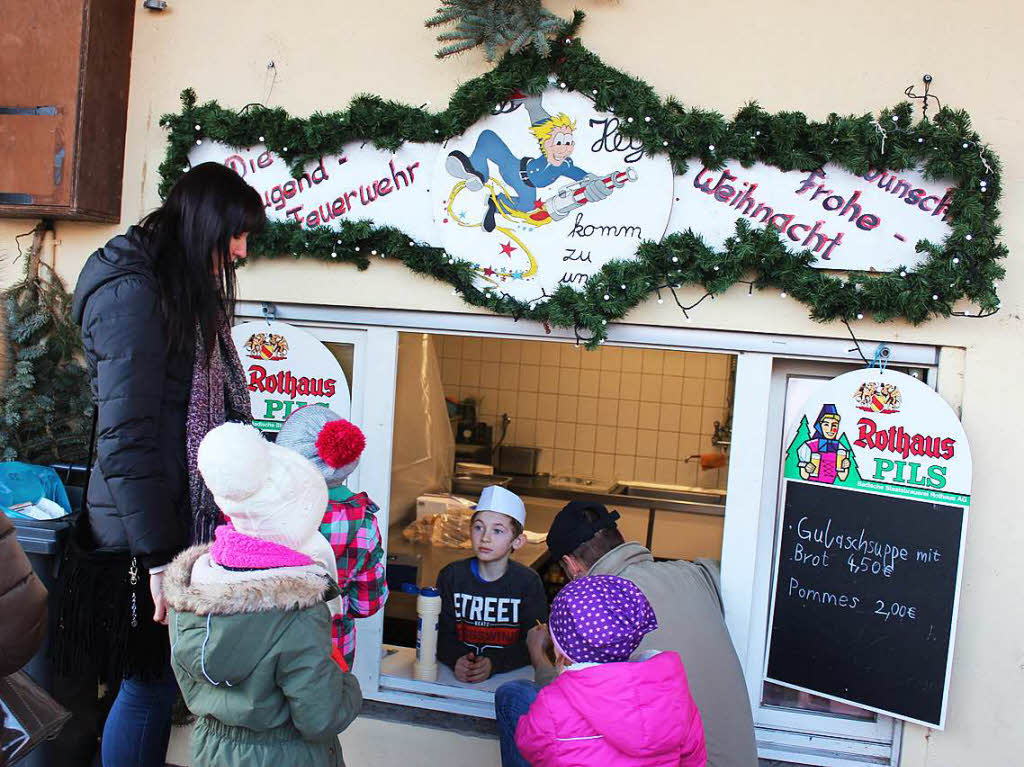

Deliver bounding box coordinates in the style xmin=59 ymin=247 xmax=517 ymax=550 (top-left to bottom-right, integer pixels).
xmin=164 ymin=545 xmax=362 ymax=767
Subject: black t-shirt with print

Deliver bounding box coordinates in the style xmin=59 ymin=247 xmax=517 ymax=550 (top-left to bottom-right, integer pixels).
xmin=436 ymin=557 xmax=548 ymax=674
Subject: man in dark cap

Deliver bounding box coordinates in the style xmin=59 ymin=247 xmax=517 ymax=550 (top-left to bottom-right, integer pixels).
xmin=494 ymin=500 xmax=758 ymax=767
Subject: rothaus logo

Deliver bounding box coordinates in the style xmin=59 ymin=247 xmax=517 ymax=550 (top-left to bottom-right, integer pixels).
xmin=244 ymin=332 xmax=289 ymax=361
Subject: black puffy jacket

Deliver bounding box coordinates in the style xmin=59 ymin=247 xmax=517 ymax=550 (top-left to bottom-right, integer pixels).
xmin=72 ymin=227 xmax=195 ymax=567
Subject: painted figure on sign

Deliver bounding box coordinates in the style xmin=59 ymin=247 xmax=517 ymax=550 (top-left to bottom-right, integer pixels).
xmin=797 ymin=404 xmax=851 ymax=484
xmin=445 ymin=94 xmax=633 ymax=232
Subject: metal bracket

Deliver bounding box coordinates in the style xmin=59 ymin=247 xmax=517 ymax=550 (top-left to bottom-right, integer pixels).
xmin=261 ymin=302 xmax=277 ymax=325
xmin=870 ymin=344 xmax=892 ymax=372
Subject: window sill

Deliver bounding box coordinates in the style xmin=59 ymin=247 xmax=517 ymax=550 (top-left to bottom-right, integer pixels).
xmin=359 ymin=699 xmax=498 ymax=738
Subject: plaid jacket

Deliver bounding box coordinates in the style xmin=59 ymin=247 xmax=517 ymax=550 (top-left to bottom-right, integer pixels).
xmin=320 ymin=488 xmax=389 ymax=667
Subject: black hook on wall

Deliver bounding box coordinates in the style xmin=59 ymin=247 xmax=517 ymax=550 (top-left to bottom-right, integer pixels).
xmin=904 ymin=74 xmax=942 ymax=120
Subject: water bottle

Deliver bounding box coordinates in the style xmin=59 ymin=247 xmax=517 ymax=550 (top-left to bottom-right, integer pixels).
xmin=414 ymin=586 xmax=442 ymax=681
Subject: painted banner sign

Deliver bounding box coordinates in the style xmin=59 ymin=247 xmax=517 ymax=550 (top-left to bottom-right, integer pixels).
xmin=189 ymin=88 xmax=955 ymax=301
xmin=231 ymin=320 xmax=351 ymax=433
xmin=667 ymin=163 xmax=954 ymax=272
xmin=765 ymin=368 xmax=971 ymax=728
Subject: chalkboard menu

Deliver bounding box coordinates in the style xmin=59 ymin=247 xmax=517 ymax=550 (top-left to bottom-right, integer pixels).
xmin=765 ymin=369 xmax=971 ymax=728
xmin=767 ymin=481 xmax=963 ymax=726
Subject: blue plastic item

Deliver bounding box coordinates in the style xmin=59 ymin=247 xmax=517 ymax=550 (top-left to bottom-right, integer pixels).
xmin=0 ymin=462 xmax=72 ymax=519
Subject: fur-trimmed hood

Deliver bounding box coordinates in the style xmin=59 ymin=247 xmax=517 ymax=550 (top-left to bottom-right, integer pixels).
xmin=164 ymin=544 xmax=333 ymax=616
xmin=166 ymin=545 xmax=337 ymax=689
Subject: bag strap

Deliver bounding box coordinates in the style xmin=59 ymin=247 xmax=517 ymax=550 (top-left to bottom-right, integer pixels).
xmin=84 ymin=404 xmax=98 ymax=492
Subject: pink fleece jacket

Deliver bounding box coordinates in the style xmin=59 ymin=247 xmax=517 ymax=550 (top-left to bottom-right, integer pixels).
xmin=515 ymin=651 xmax=707 ymax=767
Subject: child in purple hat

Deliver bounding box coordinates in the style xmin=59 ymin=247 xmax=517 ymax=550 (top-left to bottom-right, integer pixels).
xmin=515 ymin=575 xmax=707 ymax=767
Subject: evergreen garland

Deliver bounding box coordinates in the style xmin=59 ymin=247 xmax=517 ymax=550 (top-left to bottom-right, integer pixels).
xmin=0 ymin=226 xmax=93 ymax=464
xmin=426 ymin=0 xmax=567 ymax=60
xmin=159 ymin=14 xmax=1005 ymax=346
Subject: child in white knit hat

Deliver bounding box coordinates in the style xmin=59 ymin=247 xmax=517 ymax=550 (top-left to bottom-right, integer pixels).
xmin=163 ymin=422 xmax=361 ymax=767
xmin=276 ymin=405 xmax=388 ymax=669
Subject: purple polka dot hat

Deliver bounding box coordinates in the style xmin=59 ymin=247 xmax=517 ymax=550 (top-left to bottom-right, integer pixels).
xmin=549 ymin=575 xmax=658 ymax=664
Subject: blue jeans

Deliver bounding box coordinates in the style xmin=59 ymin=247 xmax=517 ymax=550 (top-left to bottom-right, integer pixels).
xmin=495 ymin=679 xmax=541 ymax=767
xmin=101 ymin=667 xmax=179 ymax=767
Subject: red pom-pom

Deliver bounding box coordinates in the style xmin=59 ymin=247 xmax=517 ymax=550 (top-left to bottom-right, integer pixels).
xmin=316 ymin=419 xmax=366 ymax=469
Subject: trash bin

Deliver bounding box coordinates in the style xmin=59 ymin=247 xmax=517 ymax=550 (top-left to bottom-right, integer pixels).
xmin=10 ymin=513 xmax=75 ymax=767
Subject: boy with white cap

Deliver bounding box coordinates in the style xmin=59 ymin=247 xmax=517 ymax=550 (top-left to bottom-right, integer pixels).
xmin=436 ymin=485 xmax=548 ymax=683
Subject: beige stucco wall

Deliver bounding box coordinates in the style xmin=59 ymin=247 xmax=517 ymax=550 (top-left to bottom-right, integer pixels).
xmin=2 ymin=1 xmax=1021 ymax=763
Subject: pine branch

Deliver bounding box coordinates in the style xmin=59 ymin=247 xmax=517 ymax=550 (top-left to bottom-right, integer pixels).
xmin=427 ymin=0 xmax=571 ymax=61
xmin=0 ymin=225 xmax=93 ymax=464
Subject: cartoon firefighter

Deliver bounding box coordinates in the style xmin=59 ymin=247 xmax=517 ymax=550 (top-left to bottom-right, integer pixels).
xmin=796 ymin=405 xmax=851 ymax=485
xmin=445 ymin=94 xmax=631 ymax=232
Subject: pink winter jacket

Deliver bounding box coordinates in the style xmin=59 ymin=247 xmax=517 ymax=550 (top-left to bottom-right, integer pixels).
xmin=515 ymin=651 xmax=707 ymax=767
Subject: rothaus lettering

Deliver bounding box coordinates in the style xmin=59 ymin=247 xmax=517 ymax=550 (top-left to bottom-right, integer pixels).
xmin=854 ymin=417 xmax=956 ymax=460
xmin=247 ymin=365 xmax=337 ymax=399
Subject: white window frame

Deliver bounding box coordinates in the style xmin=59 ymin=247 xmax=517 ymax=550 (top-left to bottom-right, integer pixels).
xmin=238 ymin=301 xmax=940 ymax=759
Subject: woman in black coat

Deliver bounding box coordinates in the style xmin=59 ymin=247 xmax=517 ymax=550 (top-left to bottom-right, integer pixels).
xmin=62 ymin=162 xmax=265 ymax=767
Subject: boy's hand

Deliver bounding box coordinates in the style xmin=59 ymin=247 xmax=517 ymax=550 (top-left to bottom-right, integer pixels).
xmin=453 ymin=653 xmax=476 ymax=682
xmin=465 ymin=655 xmax=492 ymax=683
xmin=454 ymin=652 xmax=492 ymax=683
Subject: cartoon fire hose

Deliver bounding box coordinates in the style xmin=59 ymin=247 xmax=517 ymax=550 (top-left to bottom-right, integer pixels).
xmin=542 ymin=167 xmax=638 ymax=221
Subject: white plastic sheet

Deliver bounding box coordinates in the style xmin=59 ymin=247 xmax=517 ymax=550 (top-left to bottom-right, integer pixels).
xmin=388 ymin=334 xmax=455 ymax=525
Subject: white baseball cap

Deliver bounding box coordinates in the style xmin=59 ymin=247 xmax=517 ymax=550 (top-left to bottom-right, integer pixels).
xmin=474 ymin=485 xmax=526 ymax=527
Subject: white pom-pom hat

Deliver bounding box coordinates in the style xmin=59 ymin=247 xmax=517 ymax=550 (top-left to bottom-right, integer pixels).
xmin=197 ymin=423 xmax=335 ymax=572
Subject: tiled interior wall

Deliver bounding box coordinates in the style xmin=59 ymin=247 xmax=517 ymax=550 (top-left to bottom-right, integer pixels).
xmin=437 ymin=337 xmax=734 ymax=489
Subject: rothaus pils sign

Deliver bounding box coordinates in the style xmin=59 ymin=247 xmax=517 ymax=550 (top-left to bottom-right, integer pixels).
xmin=768 ymin=368 xmax=972 ymax=728
xmin=188 ymin=89 xmax=955 ymax=304
xmin=783 ymin=368 xmax=970 ymax=505
xmin=231 ymin=320 xmax=351 ymax=433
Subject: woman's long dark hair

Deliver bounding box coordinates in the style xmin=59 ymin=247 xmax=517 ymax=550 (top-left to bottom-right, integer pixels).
xmin=139 ymin=162 xmax=266 ymax=356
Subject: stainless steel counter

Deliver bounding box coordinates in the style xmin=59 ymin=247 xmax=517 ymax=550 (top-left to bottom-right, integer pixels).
xmin=464 ymin=474 xmax=726 ymax=517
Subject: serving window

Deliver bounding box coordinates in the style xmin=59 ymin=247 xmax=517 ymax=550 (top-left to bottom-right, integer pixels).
xmin=377 ymin=332 xmax=734 ymax=710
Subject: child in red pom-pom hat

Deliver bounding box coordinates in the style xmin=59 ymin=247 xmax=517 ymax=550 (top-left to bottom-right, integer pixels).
xmin=277 ymin=406 xmax=389 ymax=668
